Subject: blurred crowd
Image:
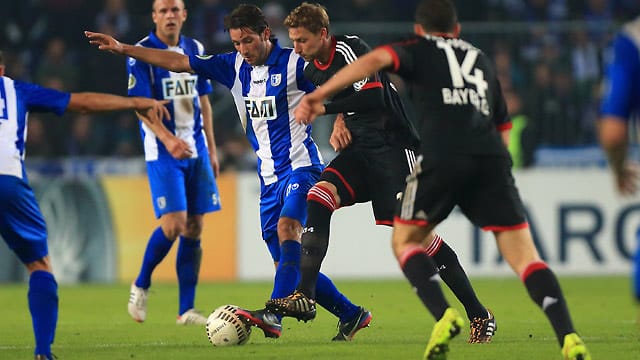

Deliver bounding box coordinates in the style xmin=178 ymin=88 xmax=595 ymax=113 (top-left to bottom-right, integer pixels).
xmin=1 ymin=0 xmax=638 ymax=171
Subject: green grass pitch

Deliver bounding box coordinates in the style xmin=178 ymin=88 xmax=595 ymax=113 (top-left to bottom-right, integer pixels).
xmin=0 ymin=276 xmax=638 ymax=359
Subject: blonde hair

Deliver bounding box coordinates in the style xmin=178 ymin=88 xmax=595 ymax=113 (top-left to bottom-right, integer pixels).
xmin=284 ymin=2 xmax=329 ymax=34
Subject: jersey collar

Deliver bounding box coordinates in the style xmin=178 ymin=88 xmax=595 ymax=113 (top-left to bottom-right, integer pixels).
xmin=313 ymin=35 xmax=336 ymax=71
xmin=263 ymin=37 xmax=283 ymax=66
xmin=148 ymin=30 xmax=185 ymax=49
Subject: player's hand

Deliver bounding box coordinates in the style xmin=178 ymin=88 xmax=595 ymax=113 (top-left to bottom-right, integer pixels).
xmin=85 ymin=31 xmax=125 ymax=54
xmin=209 ymin=150 xmax=220 ymax=178
xmin=329 ymin=113 xmax=352 ymax=152
xmin=615 ymin=162 xmax=640 ymax=196
xmin=164 ymin=136 xmax=193 ymax=160
xmin=134 ymin=98 xmax=171 ymax=123
xmin=294 ymin=93 xmax=325 ymax=125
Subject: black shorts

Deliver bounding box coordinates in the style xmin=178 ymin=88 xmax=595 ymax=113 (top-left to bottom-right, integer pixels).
xmin=397 ymin=154 xmax=527 ymax=230
xmin=321 ymin=145 xmax=417 ymax=225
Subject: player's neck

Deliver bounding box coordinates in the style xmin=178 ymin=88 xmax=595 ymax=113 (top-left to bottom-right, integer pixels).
xmin=317 ymin=37 xmax=333 ymax=65
xmin=157 ymin=32 xmax=180 ymax=47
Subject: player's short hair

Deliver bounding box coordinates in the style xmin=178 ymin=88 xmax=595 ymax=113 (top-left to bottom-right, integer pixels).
xmin=284 ymin=2 xmax=330 ymax=34
xmin=152 ymin=0 xmax=185 ymax=12
xmin=416 ymin=0 xmax=458 ymax=33
xmin=0 ymin=50 xmax=4 ymax=66
xmin=224 ymin=4 xmax=268 ymax=35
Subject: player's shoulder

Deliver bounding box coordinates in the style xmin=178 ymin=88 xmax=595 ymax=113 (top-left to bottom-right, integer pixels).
xmin=335 ymin=34 xmax=370 ymax=53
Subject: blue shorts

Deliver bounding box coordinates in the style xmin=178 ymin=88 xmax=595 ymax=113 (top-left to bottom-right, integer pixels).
xmin=261 ymin=165 xmax=322 ymax=262
xmin=147 ymin=156 xmax=221 ymax=218
xmin=0 ymin=174 xmax=48 ymax=264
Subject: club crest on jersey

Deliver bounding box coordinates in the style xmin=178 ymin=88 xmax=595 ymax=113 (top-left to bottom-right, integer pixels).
xmin=156 ymin=196 xmax=166 ymax=209
xmin=270 ymin=74 xmax=281 ymax=87
xmin=128 ymin=74 xmax=136 ymax=90
xmin=161 ymin=75 xmax=198 ymax=99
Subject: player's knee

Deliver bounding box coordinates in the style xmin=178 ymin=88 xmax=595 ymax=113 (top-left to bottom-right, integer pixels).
xmin=277 ymin=218 xmax=303 ymax=242
xmin=307 ymin=183 xmax=339 ymax=211
xmin=184 ymin=216 xmax=204 ymax=238
xmin=25 ymin=256 xmax=52 ymax=273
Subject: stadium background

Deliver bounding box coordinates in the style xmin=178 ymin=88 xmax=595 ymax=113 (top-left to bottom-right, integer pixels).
xmin=1 ymin=0 xmax=638 ymax=283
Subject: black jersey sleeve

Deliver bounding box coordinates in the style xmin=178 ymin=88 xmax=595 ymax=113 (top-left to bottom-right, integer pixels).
xmin=323 ymin=81 xmax=386 ymax=114
xmin=492 ymin=75 xmax=511 ymax=130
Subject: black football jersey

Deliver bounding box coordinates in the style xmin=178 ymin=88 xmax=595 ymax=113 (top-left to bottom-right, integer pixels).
xmin=304 ymin=35 xmax=420 ymax=149
xmin=385 ymin=35 xmax=510 ymax=160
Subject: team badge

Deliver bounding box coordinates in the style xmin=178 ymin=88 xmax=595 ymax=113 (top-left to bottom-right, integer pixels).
xmin=156 ymin=196 xmax=166 ymax=209
xmin=128 ymin=74 xmax=136 ymax=90
xmin=270 ymin=74 xmax=281 ymax=87
xmin=196 ymin=54 xmax=213 ymax=60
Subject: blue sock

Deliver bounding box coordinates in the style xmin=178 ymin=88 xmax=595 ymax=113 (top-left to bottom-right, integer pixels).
xmin=315 ymin=272 xmax=359 ymax=322
xmin=271 ymin=240 xmax=301 ymax=299
xmin=135 ymin=227 xmax=174 ymax=289
xmin=29 ymin=270 xmax=58 ymax=357
xmin=176 ymin=236 xmax=202 ymax=315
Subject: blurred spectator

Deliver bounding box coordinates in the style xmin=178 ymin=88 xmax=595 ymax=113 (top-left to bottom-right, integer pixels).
xmin=35 ymin=37 xmax=78 ymax=92
xmin=264 ymin=2 xmax=290 ymax=46
xmin=65 ymin=114 xmax=102 ymax=156
xmin=109 ymin=112 xmax=142 ymax=157
xmin=505 ymin=89 xmax=535 ymax=168
xmin=25 ymin=115 xmax=55 ymax=158
xmin=190 ymin=0 xmax=230 ymax=53
xmin=570 ymin=29 xmax=601 ymax=100
xmin=493 ymin=42 xmax=526 ymax=92
xmin=95 ymin=0 xmax=132 ymax=41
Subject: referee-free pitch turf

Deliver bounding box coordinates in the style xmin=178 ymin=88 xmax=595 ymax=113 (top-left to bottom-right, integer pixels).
xmin=0 ymin=276 xmax=638 ymax=359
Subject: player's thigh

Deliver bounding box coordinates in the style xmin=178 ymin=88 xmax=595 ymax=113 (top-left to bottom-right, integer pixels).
xmin=0 ymin=175 xmax=48 ymax=264
xmin=184 ymin=156 xmax=221 ymax=215
xmin=458 ymin=156 xmax=527 ymax=229
xmin=320 ymin=148 xmax=368 ymax=206
xmin=280 ymin=165 xmax=322 ymax=225
xmin=147 ymin=159 xmax=187 ymax=218
xmin=396 ymin=158 xmax=459 ymax=227
xmin=369 ymin=147 xmax=417 ymax=225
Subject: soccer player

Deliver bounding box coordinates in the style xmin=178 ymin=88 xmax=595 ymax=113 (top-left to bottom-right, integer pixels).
xmin=86 ymin=4 xmax=368 ymax=340
xmin=269 ymin=2 xmax=495 ymax=343
xmin=269 ymin=1 xmax=591 ymax=359
xmin=0 ymin=50 xmax=178 ymax=360
xmin=598 ymin=15 xmax=640 ymax=321
xmin=125 ymin=0 xmax=222 ymax=326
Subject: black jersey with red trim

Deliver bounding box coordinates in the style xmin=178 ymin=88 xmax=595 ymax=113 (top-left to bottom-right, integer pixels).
xmin=304 ymin=35 xmax=420 ymax=149
xmin=382 ymin=35 xmax=511 ymax=160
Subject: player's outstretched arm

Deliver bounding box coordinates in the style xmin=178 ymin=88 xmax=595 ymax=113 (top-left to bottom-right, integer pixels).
xmin=294 ymin=47 xmax=394 ymax=125
xmin=67 ymin=93 xmax=170 ymax=119
xmin=84 ymin=31 xmax=192 ymax=73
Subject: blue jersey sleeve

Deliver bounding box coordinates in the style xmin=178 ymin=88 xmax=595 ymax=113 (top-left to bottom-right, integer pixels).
xmin=600 ymin=34 xmax=640 ymax=119
xmin=189 ymin=53 xmax=237 ymax=89
xmin=14 ymin=80 xmax=70 ymax=115
xmin=127 ymin=56 xmax=154 ymax=98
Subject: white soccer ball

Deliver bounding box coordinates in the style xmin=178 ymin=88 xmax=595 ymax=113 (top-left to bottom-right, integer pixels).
xmin=205 ymin=304 xmax=251 ymax=346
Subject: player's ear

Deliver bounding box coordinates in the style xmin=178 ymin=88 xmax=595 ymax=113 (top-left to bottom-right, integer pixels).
xmin=453 ymin=23 xmax=461 ymax=38
xmin=263 ymin=27 xmax=272 ymax=41
xmin=0 ymin=65 xmax=5 ymax=77
xmin=413 ymin=23 xmax=426 ymax=36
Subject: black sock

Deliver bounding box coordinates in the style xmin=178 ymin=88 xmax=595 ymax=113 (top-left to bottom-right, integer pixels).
xmin=523 ymin=264 xmax=575 ymax=345
xmin=432 ymin=241 xmax=486 ymax=320
xmin=401 ymin=248 xmax=450 ymax=320
xmin=298 ymin=199 xmax=333 ymax=299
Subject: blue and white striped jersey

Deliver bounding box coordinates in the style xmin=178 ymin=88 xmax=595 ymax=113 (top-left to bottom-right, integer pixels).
xmin=128 ymin=31 xmax=213 ymax=161
xmin=601 ymin=17 xmax=640 ymax=121
xmin=189 ymin=39 xmax=324 ymax=185
xmin=0 ymin=76 xmax=69 ymax=178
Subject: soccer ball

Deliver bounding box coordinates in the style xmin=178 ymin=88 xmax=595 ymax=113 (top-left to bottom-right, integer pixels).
xmin=205 ymin=304 xmax=252 ymax=346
